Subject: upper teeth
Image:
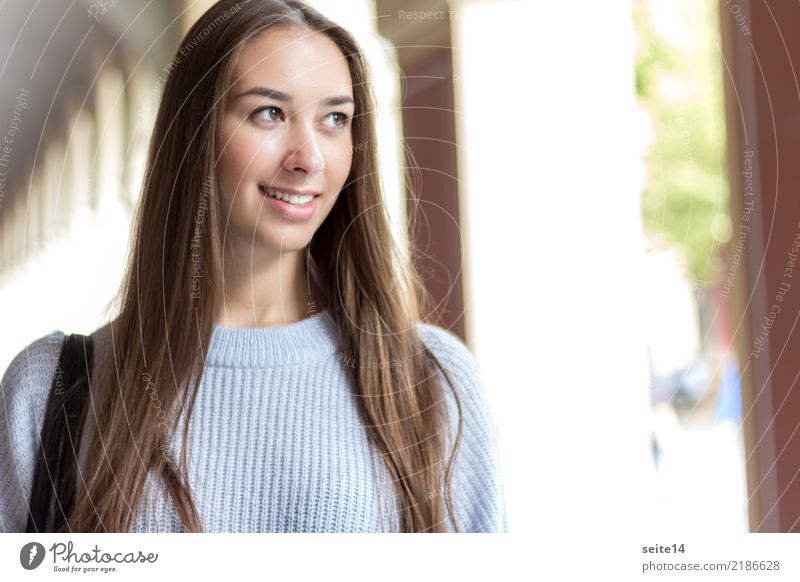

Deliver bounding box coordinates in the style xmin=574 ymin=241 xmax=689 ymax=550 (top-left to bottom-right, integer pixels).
xmin=263 ymin=187 xmax=313 ymax=205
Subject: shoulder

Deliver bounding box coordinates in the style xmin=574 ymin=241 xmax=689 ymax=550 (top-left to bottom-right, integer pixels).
xmin=415 ymin=322 xmax=489 ymax=413
xmin=2 ymin=330 xmax=66 ymax=404
xmin=415 ymin=321 xmax=498 ymax=450
xmin=415 ymin=321 xmax=508 ymax=532
xmin=416 ymin=322 xmax=480 ymax=380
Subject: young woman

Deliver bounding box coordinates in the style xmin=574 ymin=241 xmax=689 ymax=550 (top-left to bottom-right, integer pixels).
xmin=0 ymin=0 xmax=507 ymax=533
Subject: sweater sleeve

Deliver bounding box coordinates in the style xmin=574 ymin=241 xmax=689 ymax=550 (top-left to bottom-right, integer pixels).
xmin=0 ymin=331 xmax=65 ymax=532
xmin=418 ymin=323 xmax=509 ymax=533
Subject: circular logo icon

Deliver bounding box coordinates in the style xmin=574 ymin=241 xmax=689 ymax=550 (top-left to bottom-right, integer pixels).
xmin=20 ymin=542 xmax=46 ymax=570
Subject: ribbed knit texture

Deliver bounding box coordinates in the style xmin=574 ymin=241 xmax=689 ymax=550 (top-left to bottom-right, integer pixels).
xmin=0 ymin=311 xmax=507 ymax=532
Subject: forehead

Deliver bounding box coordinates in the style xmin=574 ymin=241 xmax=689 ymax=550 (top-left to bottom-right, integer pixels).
xmin=229 ymin=27 xmax=353 ymax=100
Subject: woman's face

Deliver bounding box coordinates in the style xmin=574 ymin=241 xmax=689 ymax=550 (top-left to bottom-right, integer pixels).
xmin=218 ymin=27 xmax=355 ymax=254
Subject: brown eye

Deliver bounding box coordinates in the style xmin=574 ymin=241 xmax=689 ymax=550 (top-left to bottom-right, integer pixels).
xmin=250 ymin=106 xmax=284 ymax=124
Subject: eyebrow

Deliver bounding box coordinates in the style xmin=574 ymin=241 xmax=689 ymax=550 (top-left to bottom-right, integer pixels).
xmin=236 ymin=86 xmax=354 ymax=107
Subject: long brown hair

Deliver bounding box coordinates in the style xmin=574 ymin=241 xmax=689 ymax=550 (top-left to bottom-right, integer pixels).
xmin=67 ymin=0 xmax=464 ymax=533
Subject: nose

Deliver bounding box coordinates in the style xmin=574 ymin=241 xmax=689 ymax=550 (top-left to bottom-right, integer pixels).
xmin=282 ymin=120 xmax=325 ymax=175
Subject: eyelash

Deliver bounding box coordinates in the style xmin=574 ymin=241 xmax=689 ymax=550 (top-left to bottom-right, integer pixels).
xmin=249 ymin=105 xmax=352 ymax=129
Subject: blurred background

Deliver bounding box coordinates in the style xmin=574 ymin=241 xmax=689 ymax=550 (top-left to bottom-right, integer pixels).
xmin=2 ymin=0 xmax=800 ymax=535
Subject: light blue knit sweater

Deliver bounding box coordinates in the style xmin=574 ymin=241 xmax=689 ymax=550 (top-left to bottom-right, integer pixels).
xmin=0 ymin=311 xmax=508 ymax=532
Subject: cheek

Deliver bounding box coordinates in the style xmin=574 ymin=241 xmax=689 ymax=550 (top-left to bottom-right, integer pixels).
xmin=219 ymin=128 xmax=280 ymax=189
xmin=326 ymin=144 xmax=353 ymax=184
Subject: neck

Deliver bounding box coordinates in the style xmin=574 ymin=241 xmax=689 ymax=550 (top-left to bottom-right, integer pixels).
xmin=217 ymin=245 xmax=315 ymax=328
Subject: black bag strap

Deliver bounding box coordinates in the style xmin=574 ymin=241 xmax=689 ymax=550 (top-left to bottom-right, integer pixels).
xmin=26 ymin=333 xmax=94 ymax=533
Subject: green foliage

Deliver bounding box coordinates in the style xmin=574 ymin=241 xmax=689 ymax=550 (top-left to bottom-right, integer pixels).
xmin=635 ymin=0 xmax=729 ymax=284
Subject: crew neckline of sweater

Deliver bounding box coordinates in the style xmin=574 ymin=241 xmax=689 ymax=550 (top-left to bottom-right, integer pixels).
xmin=207 ymin=309 xmax=339 ymax=368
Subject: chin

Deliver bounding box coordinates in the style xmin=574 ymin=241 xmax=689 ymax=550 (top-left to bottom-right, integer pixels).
xmin=257 ymin=225 xmax=314 ymax=252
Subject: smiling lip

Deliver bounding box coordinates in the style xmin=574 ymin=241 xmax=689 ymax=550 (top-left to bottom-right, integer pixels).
xmin=259 ymin=184 xmax=319 ymax=221
xmin=259 ymin=184 xmax=322 ymax=197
